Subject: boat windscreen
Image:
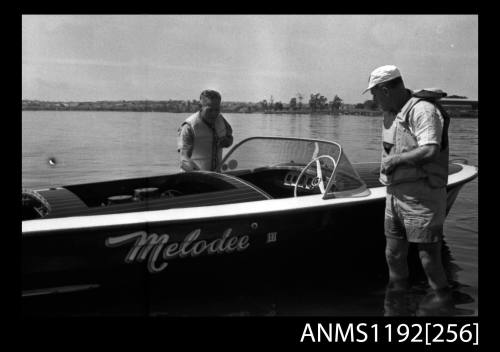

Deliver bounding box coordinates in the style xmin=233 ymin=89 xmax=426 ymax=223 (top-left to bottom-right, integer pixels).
xmin=220 ymin=137 xmax=341 ymax=172
xmin=220 ymin=137 xmax=370 ymax=198
xmin=324 ymin=153 xmax=370 ymax=198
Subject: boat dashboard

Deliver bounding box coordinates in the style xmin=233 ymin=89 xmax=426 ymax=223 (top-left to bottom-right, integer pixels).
xmin=225 ymin=166 xmax=325 ymax=198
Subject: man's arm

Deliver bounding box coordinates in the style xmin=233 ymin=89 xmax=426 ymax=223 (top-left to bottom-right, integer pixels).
xmin=218 ymin=116 xmax=233 ymax=148
xmin=178 ymin=124 xmax=200 ymax=171
xmin=179 ymin=149 xmax=200 ymax=171
xmin=382 ymin=145 xmax=439 ymax=174
xmin=382 ymin=104 xmax=443 ymax=174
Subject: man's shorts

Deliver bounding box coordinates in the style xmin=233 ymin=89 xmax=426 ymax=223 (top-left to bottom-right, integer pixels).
xmin=385 ymin=179 xmax=446 ymax=243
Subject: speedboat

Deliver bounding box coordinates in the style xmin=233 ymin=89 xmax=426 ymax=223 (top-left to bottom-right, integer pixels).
xmin=21 ymin=136 xmax=478 ymax=315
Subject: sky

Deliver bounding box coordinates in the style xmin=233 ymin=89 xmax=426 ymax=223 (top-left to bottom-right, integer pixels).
xmin=22 ymin=15 xmax=478 ymax=104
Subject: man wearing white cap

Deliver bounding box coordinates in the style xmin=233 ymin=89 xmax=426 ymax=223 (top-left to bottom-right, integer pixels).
xmin=364 ymin=65 xmax=451 ymax=304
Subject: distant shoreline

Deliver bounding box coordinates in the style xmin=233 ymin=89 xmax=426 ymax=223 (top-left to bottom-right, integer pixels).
xmin=21 ymin=108 xmax=479 ymax=119
xmin=21 ymin=100 xmax=478 ymax=119
xmin=21 ymin=100 xmax=383 ymax=115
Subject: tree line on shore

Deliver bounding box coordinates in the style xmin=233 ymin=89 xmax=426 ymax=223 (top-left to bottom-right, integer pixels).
xmin=22 ymin=92 xmax=380 ymax=115
xmin=22 ymin=93 xmax=475 ymax=118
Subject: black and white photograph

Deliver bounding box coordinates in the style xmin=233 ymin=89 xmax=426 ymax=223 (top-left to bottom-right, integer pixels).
xmin=22 ymin=14 xmax=478 ymax=327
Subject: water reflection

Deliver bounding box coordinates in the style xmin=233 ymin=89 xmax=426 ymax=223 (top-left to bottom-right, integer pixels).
xmin=384 ymin=284 xmax=475 ymax=316
xmin=383 ymin=238 xmax=476 ymax=316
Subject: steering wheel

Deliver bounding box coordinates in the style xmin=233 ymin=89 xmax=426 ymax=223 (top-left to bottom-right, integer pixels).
xmin=293 ymin=155 xmax=337 ymax=197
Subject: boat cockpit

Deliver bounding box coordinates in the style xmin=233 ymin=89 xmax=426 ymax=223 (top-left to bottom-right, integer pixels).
xmin=22 ymin=137 xmax=370 ymax=221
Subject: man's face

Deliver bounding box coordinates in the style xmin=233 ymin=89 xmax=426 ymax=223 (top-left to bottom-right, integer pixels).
xmin=200 ymin=98 xmax=221 ymax=123
xmin=371 ymin=86 xmax=391 ymax=112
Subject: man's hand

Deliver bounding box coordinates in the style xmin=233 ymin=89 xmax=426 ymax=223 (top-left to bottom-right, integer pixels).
xmin=382 ymin=145 xmax=439 ymax=174
xmin=218 ymin=135 xmax=233 ymax=148
xmin=381 ymin=154 xmax=402 ymax=174
xmin=180 ymin=158 xmax=200 ymax=172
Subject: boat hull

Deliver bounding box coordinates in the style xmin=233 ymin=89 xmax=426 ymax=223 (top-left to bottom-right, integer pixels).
xmin=22 ymin=198 xmax=387 ymax=315
xmin=22 ymin=161 xmax=477 ymax=316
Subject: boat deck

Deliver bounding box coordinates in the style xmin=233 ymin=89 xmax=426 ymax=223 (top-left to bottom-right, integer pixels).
xmin=33 ymin=163 xmax=464 ymax=220
xmin=352 ymin=162 xmax=463 ymax=189
xmin=40 ymin=171 xmax=271 ymax=219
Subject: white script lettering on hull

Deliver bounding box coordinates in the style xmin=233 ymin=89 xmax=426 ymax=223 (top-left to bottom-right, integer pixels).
xmin=105 ymin=228 xmax=250 ymax=273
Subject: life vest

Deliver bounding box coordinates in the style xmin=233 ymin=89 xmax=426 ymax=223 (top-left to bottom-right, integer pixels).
xmin=181 ymin=112 xmax=229 ymax=171
xmin=380 ymin=90 xmax=450 ymax=188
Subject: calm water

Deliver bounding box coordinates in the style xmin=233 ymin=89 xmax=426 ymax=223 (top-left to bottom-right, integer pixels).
xmin=22 ymin=111 xmax=478 ymax=316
